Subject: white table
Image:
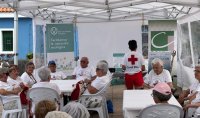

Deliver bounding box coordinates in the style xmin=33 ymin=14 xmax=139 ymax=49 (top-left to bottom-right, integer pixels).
xmin=123 ymin=90 xmax=182 ymax=118
xmin=50 ymin=80 xmax=79 ymax=94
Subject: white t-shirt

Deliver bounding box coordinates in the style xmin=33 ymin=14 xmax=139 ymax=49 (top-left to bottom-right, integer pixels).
xmin=72 ymin=66 xmax=96 ymax=80
xmin=21 ymin=72 xmax=37 ymax=87
xmin=7 ymin=76 xmax=23 ymax=88
xmin=50 ymin=71 xmax=67 ymax=80
xmin=144 ymin=69 xmax=172 ymax=87
xmin=122 ymin=51 xmax=145 ymax=74
xmin=0 ymin=81 xmax=14 ymax=91
xmin=189 ymin=80 xmax=200 ymax=95
xmin=32 ymin=82 xmax=61 ymax=95
xmin=84 ymin=75 xmax=109 ymax=95
xmin=188 ymin=84 xmax=200 ymax=117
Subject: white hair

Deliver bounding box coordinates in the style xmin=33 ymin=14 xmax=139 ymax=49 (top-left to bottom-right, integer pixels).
xmin=62 ymin=101 xmax=90 ymax=118
xmin=151 ymin=58 xmax=164 ymax=66
xmin=97 ymin=61 xmax=108 ymax=74
xmin=38 ymin=67 xmax=51 ymax=81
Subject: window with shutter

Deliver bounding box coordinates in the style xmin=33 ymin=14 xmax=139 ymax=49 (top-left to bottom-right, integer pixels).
xmin=2 ymin=31 xmax=13 ymax=51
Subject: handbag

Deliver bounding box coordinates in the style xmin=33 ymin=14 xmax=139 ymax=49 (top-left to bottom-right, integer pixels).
xmin=19 ymin=86 xmax=29 ymax=105
xmin=70 ymin=81 xmax=86 ymax=101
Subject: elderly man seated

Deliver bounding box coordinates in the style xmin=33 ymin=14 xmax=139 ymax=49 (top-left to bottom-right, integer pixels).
xmin=152 ymin=82 xmax=172 ymax=104
xmin=32 ymin=67 xmax=61 ymax=95
xmin=144 ymin=58 xmax=173 ymax=89
xmin=72 ymin=57 xmax=96 ymax=82
xmin=48 ymin=61 xmax=67 ymax=80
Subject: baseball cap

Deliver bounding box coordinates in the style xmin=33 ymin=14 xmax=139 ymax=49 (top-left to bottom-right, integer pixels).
xmin=153 ymin=83 xmax=171 ymax=95
xmin=48 ymin=60 xmax=56 ymax=65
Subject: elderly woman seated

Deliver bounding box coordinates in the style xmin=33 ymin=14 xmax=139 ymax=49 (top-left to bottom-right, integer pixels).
xmin=144 ymin=58 xmax=173 ymax=89
xmin=78 ymin=61 xmax=110 ymax=108
xmin=178 ymin=65 xmax=200 ymax=105
xmin=0 ymin=67 xmax=22 ymax=116
xmin=7 ymin=65 xmax=26 ymax=89
xmin=0 ymin=67 xmax=22 ymax=95
xmin=35 ymin=100 xmax=57 ymax=118
xmin=180 ymin=65 xmax=200 ymax=117
xmin=84 ymin=61 xmax=109 ymax=94
xmin=62 ymin=101 xmax=90 ymax=118
xmin=21 ymin=62 xmax=37 ymax=88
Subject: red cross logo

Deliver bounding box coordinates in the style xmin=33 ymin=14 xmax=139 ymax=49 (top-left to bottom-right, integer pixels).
xmin=128 ymin=55 xmax=138 ymax=65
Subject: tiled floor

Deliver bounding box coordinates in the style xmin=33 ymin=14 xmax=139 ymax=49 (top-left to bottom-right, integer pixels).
xmin=90 ymin=85 xmax=125 ymax=118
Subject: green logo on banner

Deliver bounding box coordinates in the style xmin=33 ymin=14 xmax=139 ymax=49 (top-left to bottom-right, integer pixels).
xmin=151 ymin=31 xmax=174 ymax=51
xmin=46 ymin=24 xmax=74 ymax=53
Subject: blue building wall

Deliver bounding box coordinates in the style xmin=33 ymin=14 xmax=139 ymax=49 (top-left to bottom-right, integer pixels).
xmin=0 ymin=18 xmax=33 ymax=59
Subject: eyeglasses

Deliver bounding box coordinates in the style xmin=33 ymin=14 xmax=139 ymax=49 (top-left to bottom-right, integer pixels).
xmin=194 ymin=70 xmax=200 ymax=73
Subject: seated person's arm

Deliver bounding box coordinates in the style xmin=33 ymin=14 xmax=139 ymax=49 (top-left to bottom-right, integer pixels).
xmin=187 ymin=92 xmax=198 ymax=103
xmin=167 ymin=82 xmax=174 ymax=89
xmin=91 ymin=76 xmax=97 ymax=81
xmin=72 ymin=75 xmax=76 ymax=79
xmin=178 ymin=89 xmax=190 ymax=105
xmin=143 ymin=83 xmax=152 ymax=89
xmin=0 ymin=87 xmax=21 ymax=95
xmin=87 ymin=84 xmax=98 ymax=94
xmin=184 ymin=101 xmax=200 ymax=110
xmin=85 ymin=76 xmax=97 ymax=84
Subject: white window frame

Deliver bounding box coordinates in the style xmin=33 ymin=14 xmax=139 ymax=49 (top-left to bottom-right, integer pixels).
xmin=0 ymin=28 xmax=14 ymax=54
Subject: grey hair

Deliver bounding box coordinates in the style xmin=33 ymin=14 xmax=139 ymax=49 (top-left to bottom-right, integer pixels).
xmin=151 ymin=58 xmax=164 ymax=66
xmin=99 ymin=60 xmax=108 ymax=65
xmin=62 ymin=101 xmax=90 ymax=118
xmin=38 ymin=67 xmax=51 ymax=81
xmin=97 ymin=61 xmax=108 ymax=74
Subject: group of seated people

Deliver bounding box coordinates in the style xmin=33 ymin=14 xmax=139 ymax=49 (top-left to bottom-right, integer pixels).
xmin=142 ymin=58 xmax=200 ymax=118
xmin=0 ymin=56 xmax=111 ymax=118
xmin=1 ymin=55 xmax=200 ymax=118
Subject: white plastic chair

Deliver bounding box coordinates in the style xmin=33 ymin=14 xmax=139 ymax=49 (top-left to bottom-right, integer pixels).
xmin=0 ymin=95 xmax=23 ymax=118
xmin=138 ymin=104 xmax=184 ymax=118
xmin=79 ymin=77 xmax=112 ymax=118
xmin=27 ymin=87 xmax=60 ymax=114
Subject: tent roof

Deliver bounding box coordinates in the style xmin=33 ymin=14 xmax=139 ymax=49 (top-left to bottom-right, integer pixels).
xmin=0 ymin=0 xmax=200 ymax=22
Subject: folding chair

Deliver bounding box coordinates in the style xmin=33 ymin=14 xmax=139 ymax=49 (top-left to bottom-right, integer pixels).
xmin=27 ymin=87 xmax=60 ymax=116
xmin=0 ymin=95 xmax=23 ymax=118
xmin=138 ymin=104 xmax=184 ymax=118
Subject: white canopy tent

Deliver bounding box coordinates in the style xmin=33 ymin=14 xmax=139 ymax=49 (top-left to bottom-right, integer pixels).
xmin=1 ymin=0 xmax=199 ymax=64
xmin=0 ymin=0 xmax=199 ymax=23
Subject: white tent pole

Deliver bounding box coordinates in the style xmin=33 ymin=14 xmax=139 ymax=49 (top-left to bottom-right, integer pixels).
xmin=33 ymin=17 xmax=36 ymax=66
xmin=14 ymin=1 xmax=18 ymax=65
